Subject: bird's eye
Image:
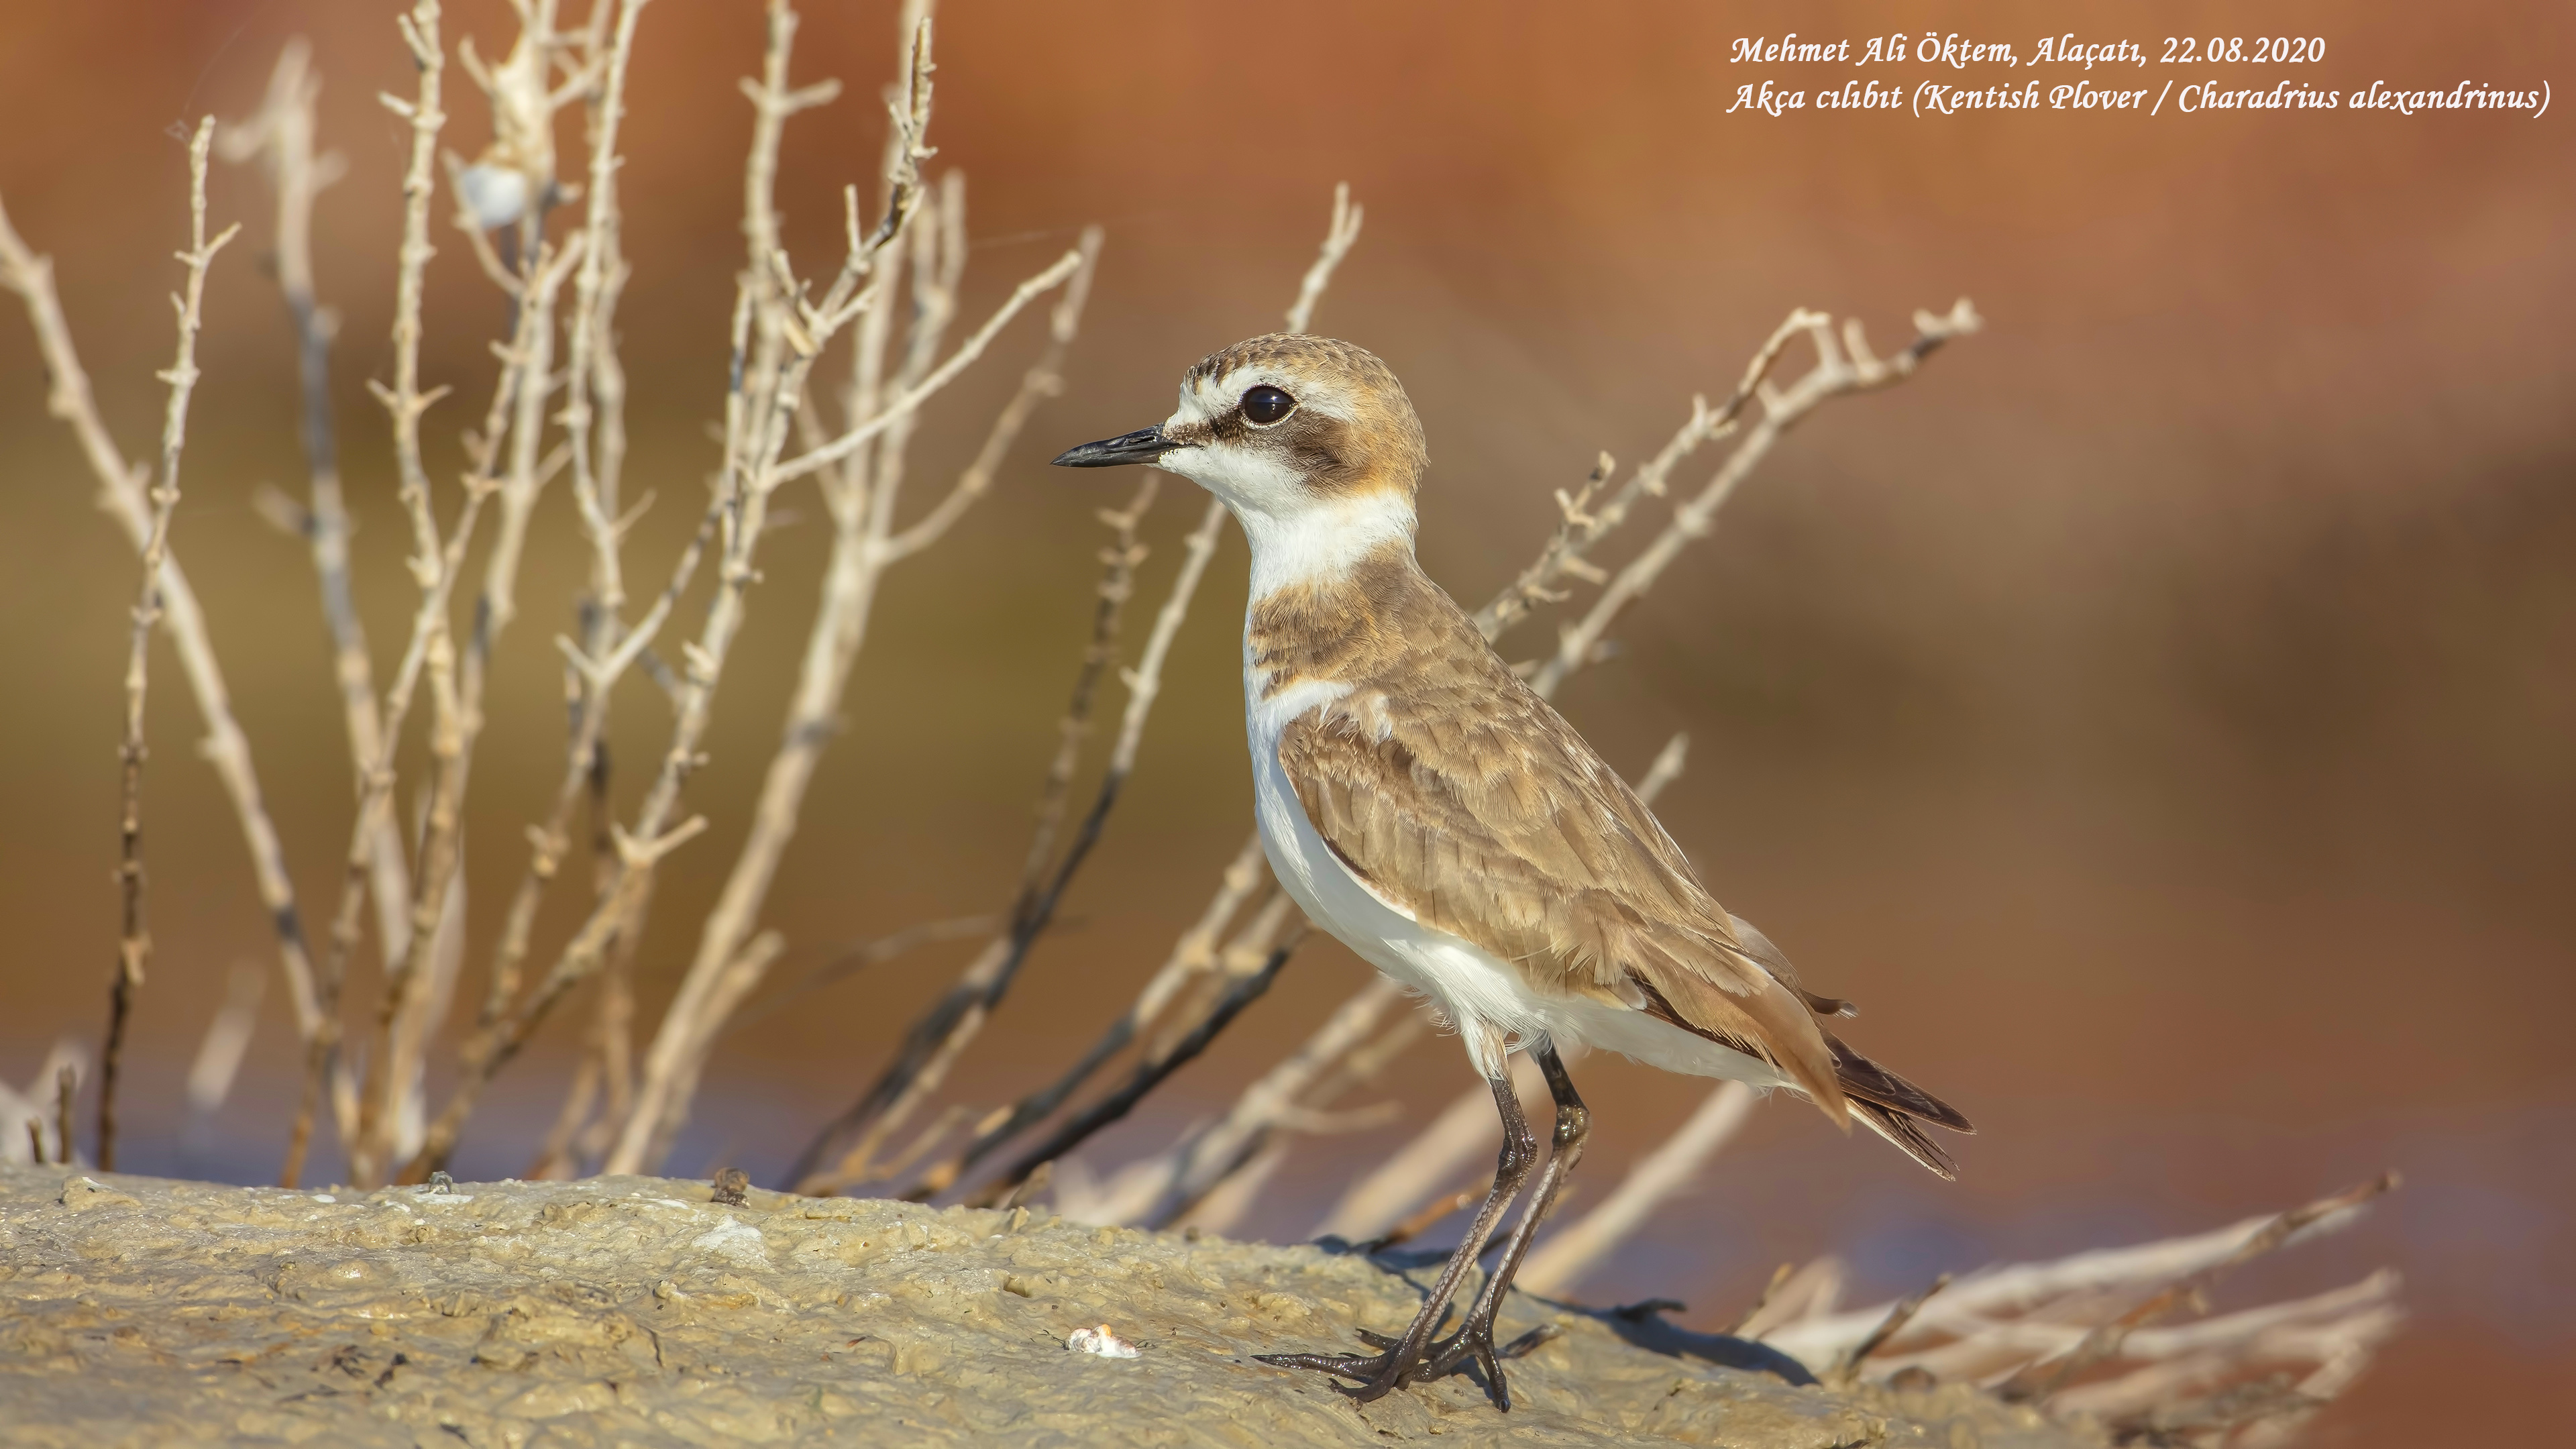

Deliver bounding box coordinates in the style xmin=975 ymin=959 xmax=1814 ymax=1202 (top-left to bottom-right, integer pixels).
xmin=1240 ymin=384 xmax=1296 ymax=426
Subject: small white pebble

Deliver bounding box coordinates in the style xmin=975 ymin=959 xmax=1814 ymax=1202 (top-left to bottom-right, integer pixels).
xmin=1066 ymin=1324 xmax=1140 ymax=1360
xmin=311 ymin=1194 xmax=335 ymax=1203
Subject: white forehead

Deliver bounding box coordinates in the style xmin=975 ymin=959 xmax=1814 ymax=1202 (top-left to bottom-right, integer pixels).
xmin=1164 ymin=362 xmax=1362 ymax=431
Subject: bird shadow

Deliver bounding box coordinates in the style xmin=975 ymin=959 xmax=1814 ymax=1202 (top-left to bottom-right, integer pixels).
xmin=1307 ymin=1238 xmax=1816 ymax=1387
xmin=1577 ymin=1298 xmax=1818 ymax=1386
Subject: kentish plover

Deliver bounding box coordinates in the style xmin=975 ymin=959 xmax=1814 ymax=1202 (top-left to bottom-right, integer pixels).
xmin=1055 ymin=334 xmax=1971 ymax=1410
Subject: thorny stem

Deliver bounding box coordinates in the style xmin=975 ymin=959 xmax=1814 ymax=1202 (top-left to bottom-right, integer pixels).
xmin=983 ymin=928 xmax=1308 ymax=1205
xmin=427 ymin=0 xmax=649 ymax=1175
xmin=407 ymin=3 xmax=1078 ymax=1183
xmin=282 ymin=0 xmax=451 ymax=1190
xmin=605 ymin=189 xmax=1103 ymax=1175
xmin=337 ymin=235 xmax=584 ymax=1187
xmin=1528 ymin=302 xmax=1981 ymax=698
xmin=790 ymin=476 xmax=1163 ymax=1193
xmin=892 ymin=186 xmax=1364 ymax=1198
xmin=221 ymin=41 xmax=419 ymax=983
xmin=1472 ymin=307 xmax=1823 ymax=643
xmin=903 ymin=833 xmax=1272 ymax=1199
xmin=3 ymin=142 xmax=329 ymax=1189
xmin=100 ymin=118 xmax=239 ymax=1173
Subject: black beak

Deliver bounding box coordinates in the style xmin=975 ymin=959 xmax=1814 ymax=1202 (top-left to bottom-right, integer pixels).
xmin=1051 ymin=425 xmax=1175 ymax=469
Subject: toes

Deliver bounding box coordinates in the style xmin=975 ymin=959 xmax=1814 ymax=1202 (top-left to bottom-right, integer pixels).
xmin=1352 ymin=1327 xmax=1401 ymax=1350
xmin=1498 ymin=1323 xmax=1561 ymax=1360
xmin=1252 ymin=1350 xmax=1383 ymax=1379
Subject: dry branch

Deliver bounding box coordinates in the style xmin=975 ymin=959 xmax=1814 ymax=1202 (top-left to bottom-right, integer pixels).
xmin=221 ymin=41 xmax=417 ymax=981
xmin=904 ymin=834 xmax=1273 ymax=1200
xmin=277 ymin=0 xmax=453 ymax=1190
xmin=1751 ymin=1175 xmax=2404 ymax=1439
xmin=1527 ymin=301 xmax=1981 ymax=698
xmin=405 ymin=3 xmax=1087 ymax=1183
xmin=3 ymin=140 xmax=329 ymax=1181
xmin=333 ymin=226 xmax=584 ymax=1187
xmin=99 ymin=117 xmax=241 ymax=1171
xmin=422 ymin=0 xmax=649 ymax=1181
xmin=987 ymin=926 xmax=1309 ymax=1214
xmin=607 ymin=196 xmax=1106 ymax=1175
xmin=896 ymin=184 xmax=1366 ymax=1202
xmin=812 ymin=473 xmax=1227 ymax=1198
xmin=790 ymin=476 xmax=1166 ymax=1193
xmin=1283 ymin=182 xmax=1362 ymax=335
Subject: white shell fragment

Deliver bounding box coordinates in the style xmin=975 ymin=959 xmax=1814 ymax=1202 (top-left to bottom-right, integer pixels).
xmin=1065 ymin=1324 xmax=1140 ymax=1359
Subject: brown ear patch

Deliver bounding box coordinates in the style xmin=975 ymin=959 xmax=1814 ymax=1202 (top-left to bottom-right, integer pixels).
xmin=1182 ymin=333 xmax=1428 ymax=495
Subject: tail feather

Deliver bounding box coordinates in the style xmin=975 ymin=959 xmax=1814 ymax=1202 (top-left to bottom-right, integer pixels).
xmin=1710 ymin=914 xmax=1972 ymax=1177
xmin=1827 ymin=1032 xmax=1974 ymax=1133
xmin=1829 ymin=1030 xmax=1972 ymax=1179
xmin=1854 ymin=1099 xmax=1961 ymax=1179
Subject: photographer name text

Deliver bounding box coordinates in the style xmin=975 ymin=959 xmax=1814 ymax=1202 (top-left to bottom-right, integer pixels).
xmin=1724 ymin=33 xmax=2549 ymax=120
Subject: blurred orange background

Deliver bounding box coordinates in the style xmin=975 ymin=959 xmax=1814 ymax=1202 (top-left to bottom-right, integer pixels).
xmin=1 ymin=1 xmax=2568 ymax=1441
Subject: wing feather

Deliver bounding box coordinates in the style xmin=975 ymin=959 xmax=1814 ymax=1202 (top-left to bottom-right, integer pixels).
xmin=1264 ymin=559 xmax=1843 ymax=1120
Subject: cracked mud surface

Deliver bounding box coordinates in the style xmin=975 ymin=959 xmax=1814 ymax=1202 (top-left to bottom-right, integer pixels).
xmin=0 ymin=1163 xmax=2098 ymax=1446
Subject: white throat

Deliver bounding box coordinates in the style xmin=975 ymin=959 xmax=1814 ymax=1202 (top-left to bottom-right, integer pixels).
xmin=1231 ymin=491 xmax=1416 ymax=599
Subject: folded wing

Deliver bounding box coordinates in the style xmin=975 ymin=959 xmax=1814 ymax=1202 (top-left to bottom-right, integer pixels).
xmin=1275 ymin=648 xmax=1845 ymax=1122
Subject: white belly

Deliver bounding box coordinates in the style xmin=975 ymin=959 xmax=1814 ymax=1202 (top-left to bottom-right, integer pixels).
xmin=1244 ymin=670 xmax=1789 ymax=1093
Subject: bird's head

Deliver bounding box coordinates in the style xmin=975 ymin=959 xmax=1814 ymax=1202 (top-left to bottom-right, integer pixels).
xmin=1054 ymin=335 xmax=1428 ymax=584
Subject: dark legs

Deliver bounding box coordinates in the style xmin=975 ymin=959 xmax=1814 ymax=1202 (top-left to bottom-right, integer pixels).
xmin=1417 ymin=1040 xmax=1590 ymax=1407
xmin=1254 ymin=1064 xmax=1540 ymax=1403
xmin=1255 ymin=1039 xmax=1591 ymax=1412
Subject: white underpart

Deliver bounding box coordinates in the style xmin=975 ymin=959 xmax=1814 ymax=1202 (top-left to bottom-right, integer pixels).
xmin=1239 ymin=617 xmax=1790 ymax=1094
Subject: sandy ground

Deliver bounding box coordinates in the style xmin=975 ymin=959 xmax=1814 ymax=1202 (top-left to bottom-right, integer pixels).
xmin=0 ymin=1163 xmax=2099 ymax=1447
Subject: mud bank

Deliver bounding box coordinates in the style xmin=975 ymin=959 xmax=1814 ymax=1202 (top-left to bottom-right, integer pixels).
xmin=0 ymin=1164 xmax=2097 ymax=1446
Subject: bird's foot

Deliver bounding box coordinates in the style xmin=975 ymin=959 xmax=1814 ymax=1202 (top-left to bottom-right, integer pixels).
xmin=1415 ymin=1320 xmax=1562 ymax=1411
xmin=1253 ymin=1328 xmax=1429 ymax=1404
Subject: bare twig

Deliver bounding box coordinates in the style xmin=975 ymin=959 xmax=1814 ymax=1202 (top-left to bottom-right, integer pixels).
xmin=1725 ymin=1263 xmax=1798 ymax=1336
xmin=1282 ymin=182 xmax=1361 ymax=335
xmin=55 ymin=1067 xmax=77 ymax=1167
xmin=1994 ymin=1173 xmax=2399 ymax=1404
xmin=1758 ymin=1175 xmax=2402 ymax=1404
xmin=3 ymin=142 xmax=329 ymax=1186
xmin=0 ymin=1044 xmax=87 ymax=1168
xmin=791 ymin=476 xmax=1164 ymax=1193
xmin=985 ymin=926 xmax=1308 ymax=1212
xmin=1827 ymin=1274 xmax=1951 ymax=1387
xmin=883 ymin=225 xmax=1104 ymax=561
xmin=905 ymin=833 xmax=1272 ymax=1200
xmin=898 ymin=185 xmax=1366 ymax=1199
xmin=338 ymin=234 xmax=584 ymax=1187
xmin=405 ymin=3 xmax=1045 ymax=1184
xmin=608 ymin=203 xmax=1104 ymax=1175
xmin=184 ymin=961 xmax=268 ymax=1118
xmin=767 ymin=253 xmax=1077 ymax=487
xmin=1528 ymin=302 xmax=1981 ymax=697
xmin=1472 ymin=308 xmax=1820 ymax=641
xmin=725 ymin=915 xmax=998 ymax=1035
xmin=364 ymin=3 xmax=616 ymax=1182
xmin=458 ymin=0 xmax=651 ymax=1183
xmin=99 ymin=117 xmax=241 ymax=1173
xmin=221 ymin=41 xmax=417 ymax=979
xmin=1044 ymin=973 xmax=1405 ymax=1228
xmin=280 ymin=0 xmax=451 ymax=1191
